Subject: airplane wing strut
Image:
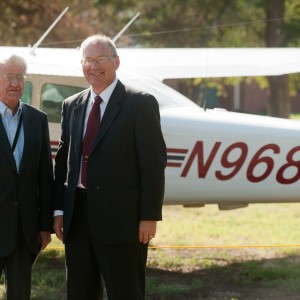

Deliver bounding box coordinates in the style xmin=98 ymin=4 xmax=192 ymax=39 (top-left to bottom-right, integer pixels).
xmin=113 ymin=12 xmax=140 ymax=43
xmin=30 ymin=6 xmax=69 ymax=55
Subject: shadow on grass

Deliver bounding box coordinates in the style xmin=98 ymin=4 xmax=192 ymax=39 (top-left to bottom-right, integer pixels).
xmin=31 ymin=249 xmax=67 ymax=300
xmin=2 ymin=251 xmax=300 ymax=300
xmin=146 ymin=254 xmax=300 ymax=300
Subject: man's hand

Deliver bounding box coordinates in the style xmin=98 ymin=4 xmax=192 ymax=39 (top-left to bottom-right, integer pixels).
xmin=39 ymin=231 xmax=52 ymax=250
xmin=139 ymin=220 xmax=157 ymax=244
xmin=53 ymin=215 xmax=64 ymax=241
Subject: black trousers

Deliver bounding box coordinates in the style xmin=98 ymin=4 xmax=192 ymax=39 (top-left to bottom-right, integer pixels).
xmin=65 ymin=189 xmax=148 ymax=300
xmin=0 ymin=220 xmax=32 ymax=300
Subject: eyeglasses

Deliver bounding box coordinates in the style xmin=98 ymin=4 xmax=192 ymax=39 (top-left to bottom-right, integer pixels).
xmin=81 ymin=56 xmax=116 ymax=66
xmin=0 ymin=73 xmax=28 ymax=82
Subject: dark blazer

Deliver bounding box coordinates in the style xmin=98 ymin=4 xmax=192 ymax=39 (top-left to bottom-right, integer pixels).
xmin=0 ymin=104 xmax=53 ymax=257
xmin=54 ymin=80 xmax=167 ymax=244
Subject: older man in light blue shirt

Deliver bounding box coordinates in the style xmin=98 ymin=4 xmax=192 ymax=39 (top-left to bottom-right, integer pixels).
xmin=0 ymin=54 xmax=54 ymax=300
xmin=0 ymin=100 xmax=24 ymax=172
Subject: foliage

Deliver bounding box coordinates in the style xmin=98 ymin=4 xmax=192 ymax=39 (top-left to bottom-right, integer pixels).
xmin=0 ymin=0 xmax=299 ymax=117
xmin=0 ymin=0 xmax=113 ymax=47
xmin=2 ymin=0 xmax=299 ymax=48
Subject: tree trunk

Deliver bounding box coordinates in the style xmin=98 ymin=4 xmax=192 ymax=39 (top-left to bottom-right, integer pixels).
xmin=265 ymin=0 xmax=290 ymax=118
xmin=267 ymin=75 xmax=289 ymax=118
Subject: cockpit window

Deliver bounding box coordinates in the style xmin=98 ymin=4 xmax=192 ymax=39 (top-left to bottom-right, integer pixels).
xmin=41 ymin=83 xmax=85 ymax=123
xmin=21 ymin=81 xmax=32 ymax=104
xmin=120 ymin=75 xmax=198 ymax=109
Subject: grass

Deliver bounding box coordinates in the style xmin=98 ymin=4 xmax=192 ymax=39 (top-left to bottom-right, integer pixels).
xmin=31 ymin=249 xmax=66 ymax=300
xmin=151 ymin=204 xmax=300 ymax=256
xmin=289 ymin=114 xmax=300 ymax=120
xmin=2 ymin=204 xmax=300 ymax=299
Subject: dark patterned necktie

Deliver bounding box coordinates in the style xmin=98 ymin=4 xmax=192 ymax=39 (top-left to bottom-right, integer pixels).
xmin=81 ymin=95 xmax=102 ymax=188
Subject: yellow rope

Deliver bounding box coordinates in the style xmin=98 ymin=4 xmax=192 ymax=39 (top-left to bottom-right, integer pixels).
xmin=149 ymin=244 xmax=300 ymax=249
xmin=45 ymin=244 xmax=300 ymax=251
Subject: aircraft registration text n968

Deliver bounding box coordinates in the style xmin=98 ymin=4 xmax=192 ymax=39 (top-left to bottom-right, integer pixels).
xmin=167 ymin=141 xmax=300 ymax=184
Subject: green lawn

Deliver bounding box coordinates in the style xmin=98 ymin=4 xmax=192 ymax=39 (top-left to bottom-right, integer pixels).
xmin=2 ymin=204 xmax=300 ymax=299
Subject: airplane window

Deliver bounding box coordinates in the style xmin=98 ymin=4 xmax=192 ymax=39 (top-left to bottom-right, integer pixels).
xmin=41 ymin=83 xmax=85 ymax=123
xmin=121 ymin=76 xmax=198 ymax=109
xmin=21 ymin=81 xmax=32 ymax=104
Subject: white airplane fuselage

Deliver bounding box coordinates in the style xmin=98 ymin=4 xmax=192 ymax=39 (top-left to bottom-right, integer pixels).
xmin=162 ymin=105 xmax=300 ymax=206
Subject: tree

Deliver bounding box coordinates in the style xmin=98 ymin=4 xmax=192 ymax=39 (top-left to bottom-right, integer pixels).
xmin=1 ymin=0 xmax=300 ymax=117
xmin=264 ymin=0 xmax=289 ymax=118
xmin=0 ymin=1 xmax=96 ymax=47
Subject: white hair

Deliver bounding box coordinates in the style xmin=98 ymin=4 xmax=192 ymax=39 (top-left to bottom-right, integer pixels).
xmin=80 ymin=34 xmax=118 ymax=58
xmin=0 ymin=54 xmax=27 ymax=73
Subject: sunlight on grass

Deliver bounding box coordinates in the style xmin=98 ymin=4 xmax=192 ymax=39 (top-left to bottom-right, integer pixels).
xmin=154 ymin=204 xmax=300 ymax=247
xmin=148 ymin=204 xmax=300 ymax=270
xmin=0 ymin=285 xmax=4 ymax=300
xmin=48 ymin=236 xmax=64 ymax=250
xmin=289 ymin=113 xmax=300 ymax=120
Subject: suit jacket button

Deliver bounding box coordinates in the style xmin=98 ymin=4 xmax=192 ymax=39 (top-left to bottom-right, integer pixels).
xmin=96 ymin=186 xmax=100 ymax=190
xmin=14 ymin=201 xmax=18 ymax=206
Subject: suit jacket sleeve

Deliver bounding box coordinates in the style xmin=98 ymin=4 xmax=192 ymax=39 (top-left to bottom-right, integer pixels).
xmin=53 ymin=100 xmax=69 ymax=210
xmin=134 ymin=94 xmax=167 ymax=220
xmin=38 ymin=113 xmax=54 ymax=231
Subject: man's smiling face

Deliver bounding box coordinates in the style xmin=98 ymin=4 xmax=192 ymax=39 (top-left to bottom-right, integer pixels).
xmin=81 ymin=42 xmax=120 ymax=94
xmin=0 ymin=63 xmax=26 ymax=111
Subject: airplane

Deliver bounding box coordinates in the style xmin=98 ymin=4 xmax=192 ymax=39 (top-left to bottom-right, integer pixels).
xmin=1 ymin=11 xmax=300 ymax=210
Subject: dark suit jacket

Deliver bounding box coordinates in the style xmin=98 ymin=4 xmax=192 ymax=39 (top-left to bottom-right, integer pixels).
xmin=0 ymin=104 xmax=54 ymax=257
xmin=54 ymin=80 xmax=167 ymax=244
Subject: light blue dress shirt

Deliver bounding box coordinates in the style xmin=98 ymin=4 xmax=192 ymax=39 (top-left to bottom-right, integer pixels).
xmin=0 ymin=100 xmax=24 ymax=172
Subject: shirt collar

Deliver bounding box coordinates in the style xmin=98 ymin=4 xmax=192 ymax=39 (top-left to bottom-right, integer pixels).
xmin=0 ymin=100 xmax=22 ymax=117
xmin=90 ymin=77 xmax=118 ymax=105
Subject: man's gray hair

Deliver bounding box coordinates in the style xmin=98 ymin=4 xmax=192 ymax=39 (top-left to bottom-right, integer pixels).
xmin=0 ymin=54 xmax=27 ymax=73
xmin=80 ymin=35 xmax=118 ymax=58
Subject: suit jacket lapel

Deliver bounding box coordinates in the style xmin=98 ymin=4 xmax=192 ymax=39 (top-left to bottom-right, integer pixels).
xmin=73 ymin=90 xmax=90 ymax=162
xmin=92 ymin=81 xmax=124 ymax=152
xmin=0 ymin=117 xmax=18 ymax=173
xmin=19 ymin=105 xmax=35 ymax=174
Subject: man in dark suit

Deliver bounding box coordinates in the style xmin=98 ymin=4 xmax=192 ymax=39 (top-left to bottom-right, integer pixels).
xmin=0 ymin=54 xmax=53 ymax=300
xmin=53 ymin=35 xmax=166 ymax=300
